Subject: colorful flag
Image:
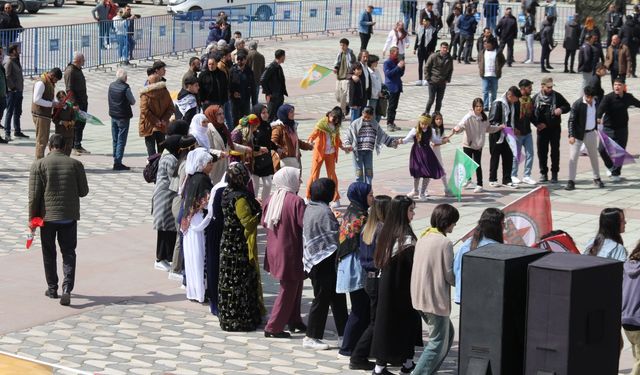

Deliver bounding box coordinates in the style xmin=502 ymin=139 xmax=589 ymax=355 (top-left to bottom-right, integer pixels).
xmin=534 ymin=232 xmax=580 ymax=254
xmin=598 ymin=129 xmax=635 ymax=167
xmin=455 ymin=186 xmax=553 ymax=247
xmin=448 ymin=148 xmax=479 ymax=202
xmin=76 ymin=110 xmax=105 ymax=126
xmin=503 ymin=127 xmax=522 ymax=164
xmin=299 ymin=64 xmax=332 ymax=89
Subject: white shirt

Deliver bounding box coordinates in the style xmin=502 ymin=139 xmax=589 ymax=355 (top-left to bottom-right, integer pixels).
xmin=32 ymin=80 xmax=57 ymax=107
xmin=369 ymin=67 xmax=382 ymax=98
xmin=383 ymin=29 xmax=410 ymax=55
xmin=584 ymin=97 xmax=596 ymax=131
xmin=484 ymin=50 xmax=497 ymax=77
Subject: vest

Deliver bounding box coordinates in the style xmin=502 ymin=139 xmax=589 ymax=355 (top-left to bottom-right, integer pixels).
xmin=107 ymin=79 xmax=133 ymax=119
xmin=31 ymin=76 xmax=54 ymax=119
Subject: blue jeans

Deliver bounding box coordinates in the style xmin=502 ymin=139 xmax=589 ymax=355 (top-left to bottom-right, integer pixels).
xmin=481 ymin=77 xmax=498 ymax=111
xmin=116 ymin=34 xmax=128 ymax=59
xmin=111 ymin=118 xmax=130 ymax=165
xmin=486 ymin=16 xmax=497 ymax=33
xmin=413 ymin=312 xmax=454 ymax=375
xmin=512 ymin=133 xmax=534 ymax=178
xmin=350 ymin=107 xmax=362 ymax=123
xmin=353 ymin=149 xmax=373 ymax=184
xmin=4 ymin=90 xmax=22 ymax=135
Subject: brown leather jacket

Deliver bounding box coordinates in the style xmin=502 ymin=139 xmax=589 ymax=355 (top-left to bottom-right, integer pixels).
xmin=138 ymin=81 xmax=173 ymax=137
xmin=270 ymin=120 xmax=313 ymax=159
xmin=605 ymin=44 xmax=632 ymax=77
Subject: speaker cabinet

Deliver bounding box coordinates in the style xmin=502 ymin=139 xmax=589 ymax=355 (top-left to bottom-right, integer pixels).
xmin=524 ymin=252 xmax=623 ymax=375
xmin=459 ymin=243 xmax=548 ymax=375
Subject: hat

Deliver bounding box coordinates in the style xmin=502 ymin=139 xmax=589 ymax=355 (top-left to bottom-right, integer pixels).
xmin=236 ymin=49 xmax=248 ymax=59
xmin=541 ymin=77 xmax=554 ymax=87
xmin=183 ymin=75 xmax=198 ymax=86
xmin=518 ymin=79 xmax=533 ymax=88
xmin=152 ymin=60 xmax=166 ymax=71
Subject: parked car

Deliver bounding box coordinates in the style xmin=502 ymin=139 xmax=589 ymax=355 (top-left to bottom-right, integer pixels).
xmin=15 ymin=0 xmax=46 ymax=13
xmin=76 ymin=0 xmax=132 ymax=7
xmin=167 ymin=0 xmax=275 ymax=21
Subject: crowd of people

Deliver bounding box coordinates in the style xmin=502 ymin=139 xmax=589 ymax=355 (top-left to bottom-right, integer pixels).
xmin=18 ymin=2 xmax=640 ymax=374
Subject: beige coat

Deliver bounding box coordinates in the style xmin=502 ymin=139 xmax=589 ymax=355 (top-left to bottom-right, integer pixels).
xmin=138 ymin=81 xmax=174 ymax=137
xmin=410 ymin=231 xmax=455 ymax=316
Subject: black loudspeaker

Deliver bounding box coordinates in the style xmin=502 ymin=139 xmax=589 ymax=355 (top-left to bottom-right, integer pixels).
xmin=524 ymin=252 xmax=623 ymax=375
xmin=459 ymin=243 xmax=548 ymax=375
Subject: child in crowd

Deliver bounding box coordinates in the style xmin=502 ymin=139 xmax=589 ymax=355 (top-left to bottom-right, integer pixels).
xmin=52 ymin=90 xmax=76 ymax=156
xmin=449 ymin=98 xmax=504 ymax=193
xmin=348 ymin=65 xmax=367 ymax=122
xmin=430 ymin=112 xmax=453 ymax=196
xmin=400 ymin=114 xmax=445 ymax=200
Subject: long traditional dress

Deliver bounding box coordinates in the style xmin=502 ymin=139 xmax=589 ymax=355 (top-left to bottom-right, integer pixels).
xmin=205 ymin=181 xmax=227 ymax=316
xmin=403 ymin=127 xmax=445 ymax=179
xmin=218 ymin=187 xmax=263 ymax=331
xmin=152 ymin=153 xmax=179 ymax=263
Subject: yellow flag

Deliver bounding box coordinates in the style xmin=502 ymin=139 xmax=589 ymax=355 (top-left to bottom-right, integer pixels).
xmin=300 ymin=64 xmax=332 ymax=89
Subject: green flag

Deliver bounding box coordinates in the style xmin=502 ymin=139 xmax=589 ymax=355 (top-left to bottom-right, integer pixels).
xmin=76 ymin=110 xmax=105 ymax=126
xmin=448 ymin=149 xmax=479 ymax=202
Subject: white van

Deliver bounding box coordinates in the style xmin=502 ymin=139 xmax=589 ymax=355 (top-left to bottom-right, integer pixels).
xmin=167 ymin=0 xmax=275 ymax=21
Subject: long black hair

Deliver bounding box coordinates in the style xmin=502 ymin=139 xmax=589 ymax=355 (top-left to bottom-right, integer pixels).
xmin=470 ymin=208 xmax=505 ymax=250
xmin=587 ymin=208 xmax=625 ymax=256
xmin=374 ymin=195 xmax=416 ymax=269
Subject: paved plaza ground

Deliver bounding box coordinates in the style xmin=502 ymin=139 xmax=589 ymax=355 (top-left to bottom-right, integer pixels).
xmin=0 ymin=32 xmax=639 ymax=373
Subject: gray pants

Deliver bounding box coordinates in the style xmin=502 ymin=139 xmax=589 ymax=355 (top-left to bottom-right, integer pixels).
xmin=568 ymin=130 xmax=600 ymax=181
xmin=525 ymin=34 xmax=534 ymax=62
xmin=170 ymin=195 xmax=183 ymax=273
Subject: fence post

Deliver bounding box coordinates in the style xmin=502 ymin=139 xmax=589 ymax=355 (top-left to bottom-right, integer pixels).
xmin=324 ymin=0 xmax=328 ymax=32
xmin=34 ymin=27 xmax=39 ymax=75
xmin=348 ymin=0 xmax=353 ymax=31
xmin=148 ymin=17 xmax=153 ymax=58
xmin=271 ymin=1 xmax=276 ymax=37
xmin=172 ymin=16 xmax=176 ymax=54
xmin=248 ymin=3 xmax=253 ymax=38
xmin=191 ymin=13 xmax=194 ymax=50
xmin=298 ymin=0 xmax=302 ymax=34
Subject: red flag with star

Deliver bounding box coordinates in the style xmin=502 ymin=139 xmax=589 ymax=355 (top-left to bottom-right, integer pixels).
xmin=455 ymin=186 xmax=553 ymax=247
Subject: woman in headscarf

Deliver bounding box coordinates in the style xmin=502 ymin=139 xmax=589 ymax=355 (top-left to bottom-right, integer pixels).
xmin=218 ymin=163 xmax=264 ymax=331
xmin=262 ymin=166 xmax=307 ymax=338
xmin=230 ymin=114 xmax=269 ymax=166
xmin=270 ymin=104 xmax=313 ymax=170
xmin=205 ymin=170 xmax=228 ymax=316
xmin=152 ymin=135 xmax=182 ymax=272
xmin=181 ymin=148 xmax=215 ymax=303
xmin=335 ymin=182 xmax=373 ymax=355
xmin=251 ymin=104 xmax=278 ymax=202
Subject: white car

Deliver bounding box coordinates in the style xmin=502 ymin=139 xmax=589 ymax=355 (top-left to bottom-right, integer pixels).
xmin=167 ymin=0 xmax=275 ymax=21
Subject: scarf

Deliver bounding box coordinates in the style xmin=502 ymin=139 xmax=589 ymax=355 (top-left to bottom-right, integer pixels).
xmin=181 ymin=149 xmax=214 ymax=232
xmin=347 ymin=182 xmax=372 ymax=211
xmin=189 ymin=114 xmax=210 ymax=149
xmin=263 ymin=166 xmax=301 ymax=229
xmin=302 ymin=201 xmax=340 ymax=272
xmin=277 ymin=104 xmax=296 ymax=129
xmin=177 ymin=91 xmax=199 ymax=117
xmin=519 ymin=96 xmax=533 ymax=119
xmin=315 ymin=117 xmax=339 ymax=145
xmin=233 ymin=114 xmax=260 ymax=144
xmin=204 ymin=104 xmax=235 ymax=150
xmin=395 ymin=27 xmax=408 ymax=42
xmin=420 ymin=226 xmax=442 ymax=238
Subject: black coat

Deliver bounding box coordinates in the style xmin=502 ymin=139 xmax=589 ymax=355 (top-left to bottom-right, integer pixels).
xmin=563 ymin=22 xmax=581 ymax=51
xmin=260 ymin=61 xmax=288 ymax=100
xmin=578 ymin=43 xmax=596 ymax=73
xmin=567 ymin=98 xmax=599 ymax=141
xmin=348 ymin=76 xmax=367 ymax=108
xmin=251 ymin=118 xmax=277 ymax=176
xmin=496 ymin=15 xmax=517 ymax=42
xmin=532 ymin=91 xmax=571 ymax=128
xmin=198 ymin=69 xmax=229 ymax=106
xmin=619 ymin=21 xmax=640 ymax=50
xmin=371 ymin=244 xmax=422 ymax=364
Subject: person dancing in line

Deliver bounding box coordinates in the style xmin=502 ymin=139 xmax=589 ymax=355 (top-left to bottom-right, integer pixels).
xmin=430 ymin=112 xmax=453 ymax=196
xmin=306 ymin=107 xmax=347 ymax=208
xmin=400 ymin=114 xmax=445 ymax=200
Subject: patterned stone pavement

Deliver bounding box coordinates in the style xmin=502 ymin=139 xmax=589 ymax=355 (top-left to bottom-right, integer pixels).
xmin=1 ymin=33 xmax=639 ymax=373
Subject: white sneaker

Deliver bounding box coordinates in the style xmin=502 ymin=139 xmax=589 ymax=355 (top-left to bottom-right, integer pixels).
xmin=489 ymin=181 xmax=502 ymax=187
xmin=422 ymin=80 xmax=429 ymax=86
xmin=406 ymin=190 xmax=419 ymax=198
xmin=606 ymin=169 xmax=612 ymax=177
xmin=511 ymin=176 xmax=521 ymax=184
xmin=506 ymin=182 xmax=519 ymax=189
xmin=463 ymin=180 xmax=475 ymax=190
xmin=303 ymin=337 xmax=330 ymax=350
xmin=611 ymin=175 xmax=621 ymax=182
xmin=168 ymin=271 xmax=183 ymax=281
xmin=524 ymin=59 xmax=533 ymax=64
xmin=474 ymin=186 xmax=484 ymax=193
xmin=415 ymin=80 xmax=423 ymax=86
xmin=522 ymin=176 xmax=537 ymax=185
xmin=154 ymin=260 xmax=171 ymax=272
xmin=329 ymin=200 xmax=341 ymax=209
xmin=418 ymin=193 xmax=429 ymax=200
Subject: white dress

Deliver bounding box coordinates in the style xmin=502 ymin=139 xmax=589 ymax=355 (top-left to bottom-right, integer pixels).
xmin=182 ymin=197 xmax=214 ymax=302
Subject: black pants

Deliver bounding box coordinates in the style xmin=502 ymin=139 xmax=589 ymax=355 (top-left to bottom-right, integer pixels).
xmin=232 ymin=98 xmax=251 ymax=128
xmin=631 ymin=47 xmax=638 ymax=76
xmin=350 ymin=276 xmax=379 ymax=363
xmin=541 ymin=43 xmax=551 ymax=69
xmin=306 ymin=254 xmax=348 ymax=339
xmin=610 ymin=70 xmax=619 ymax=88
xmin=425 ymin=83 xmax=446 ymax=114
xmin=463 ymin=147 xmax=483 ymax=186
xmin=459 ymin=34 xmax=474 ymax=62
xmin=450 ymin=32 xmax=460 ymax=59
xmin=564 ymin=49 xmax=576 ymax=71
xmin=537 ymin=124 xmax=561 ymax=175
xmin=41 ymin=221 xmax=77 ymax=294
xmin=156 ymin=230 xmax=176 ymax=262
xmin=417 ymin=47 xmax=429 ymax=81
xmin=498 ymin=38 xmax=514 ymax=65
xmin=267 ymin=96 xmax=284 ymax=122
xmin=145 ymin=131 xmax=165 ymax=157
xmin=360 ymin=32 xmax=371 ymax=51
xmin=73 ymin=103 xmax=88 ymax=149
xmin=386 ymin=91 xmax=401 ymax=125
xmin=489 ymin=139 xmax=513 ymax=184
xmin=598 ymin=126 xmax=628 ymax=176
xmin=340 ymin=288 xmax=370 ymax=356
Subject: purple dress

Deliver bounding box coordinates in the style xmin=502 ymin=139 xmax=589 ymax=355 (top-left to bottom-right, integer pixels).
xmin=409 ymin=129 xmax=444 ymax=179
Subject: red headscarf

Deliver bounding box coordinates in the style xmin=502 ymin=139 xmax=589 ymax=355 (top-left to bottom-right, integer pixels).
xmin=204 ymin=105 xmax=234 ymax=150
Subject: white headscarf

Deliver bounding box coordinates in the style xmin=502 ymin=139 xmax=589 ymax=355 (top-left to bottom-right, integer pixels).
xmin=189 ymin=114 xmax=210 ymax=150
xmin=263 ymin=167 xmax=301 ymax=230
xmin=185 ymin=147 xmax=213 ymax=176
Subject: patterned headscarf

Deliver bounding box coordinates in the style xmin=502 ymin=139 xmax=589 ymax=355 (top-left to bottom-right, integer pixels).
xmin=347 ymin=182 xmax=372 ymax=211
xmin=235 ymin=114 xmax=261 ymax=143
xmin=226 ymin=162 xmax=251 ymax=191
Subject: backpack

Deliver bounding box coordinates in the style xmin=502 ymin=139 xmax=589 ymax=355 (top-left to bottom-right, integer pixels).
xmin=143 ymin=153 xmax=162 ymax=183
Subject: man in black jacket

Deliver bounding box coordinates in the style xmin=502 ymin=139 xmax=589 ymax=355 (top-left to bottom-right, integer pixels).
xmin=488 ymin=86 xmax=521 ymax=188
xmin=198 ymin=55 xmax=228 ymax=111
xmin=108 ymin=68 xmax=136 ymax=170
xmin=619 ymin=16 xmax=639 ymax=78
xmin=605 ymin=4 xmax=623 ymax=47
xmin=565 ymin=86 xmax=604 ymax=190
xmin=260 ymin=49 xmax=287 ymax=121
xmin=532 ymin=76 xmax=570 ymax=183
xmin=229 ymin=49 xmax=255 ymax=126
xmin=596 ymin=78 xmax=640 ymax=181
xmin=496 ymin=7 xmax=517 ymax=67
xmin=578 ymin=33 xmax=597 ymax=88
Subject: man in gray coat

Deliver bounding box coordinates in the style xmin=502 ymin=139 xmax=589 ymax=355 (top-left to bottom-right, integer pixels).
xmin=29 ymin=134 xmax=89 ymax=306
xmin=92 ymin=0 xmax=110 ymax=49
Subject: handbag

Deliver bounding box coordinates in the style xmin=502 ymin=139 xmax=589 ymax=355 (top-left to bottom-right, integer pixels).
xmin=377 ymin=96 xmax=388 ymax=117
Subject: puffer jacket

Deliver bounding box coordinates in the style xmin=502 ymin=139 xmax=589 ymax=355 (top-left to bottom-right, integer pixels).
xmin=29 ymin=150 xmax=89 ymax=222
xmin=138 ymin=81 xmax=174 ymax=137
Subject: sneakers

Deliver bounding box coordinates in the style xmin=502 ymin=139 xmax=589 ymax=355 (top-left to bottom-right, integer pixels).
xmin=302 ymin=337 xmax=330 ymax=350
xmin=264 ymin=331 xmax=291 ymax=338
xmin=406 ymin=190 xmax=419 ymax=198
xmin=565 ymin=180 xmax=575 ymax=191
xmin=14 ymin=132 xmax=29 ymax=138
xmin=415 ymin=80 xmax=423 ymax=86
xmin=489 ymin=181 xmax=502 ymax=188
xmin=60 ymin=292 xmax=71 ymax=306
xmin=606 ymin=169 xmax=612 ymax=177
xmin=594 ymin=178 xmax=605 ymax=188
xmin=523 ymin=59 xmax=533 ymax=64
xmin=474 ymin=185 xmax=484 ymax=193
xmin=113 ymin=163 xmax=131 ymax=171
xmin=511 ymin=176 xmax=521 ymax=184
xmin=418 ymin=193 xmax=429 ymax=200
xmin=4 ymin=134 xmax=11 ymax=142
xmin=329 ymin=200 xmax=341 ymax=209
xmin=539 ymin=174 xmax=548 ymax=183
xmin=154 ymin=260 xmax=171 ymax=271
xmin=506 ymin=182 xmax=519 ymax=189
xmin=611 ymin=175 xmax=621 ymax=182
xmin=386 ymin=124 xmax=401 ymax=132
xmin=73 ymin=147 xmax=91 ymax=155
xmin=372 ymin=368 xmax=395 ymax=375
xmin=550 ymin=174 xmax=558 ymax=184
xmin=463 ymin=180 xmax=475 ymax=190
xmin=0 ymin=136 xmax=7 ymax=144
xmin=400 ymin=362 xmax=416 ymax=374
xmin=168 ymin=271 xmax=183 ymax=281
xmin=522 ymin=176 xmax=537 ymax=185
xmin=422 ymin=80 xmax=429 ymax=86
